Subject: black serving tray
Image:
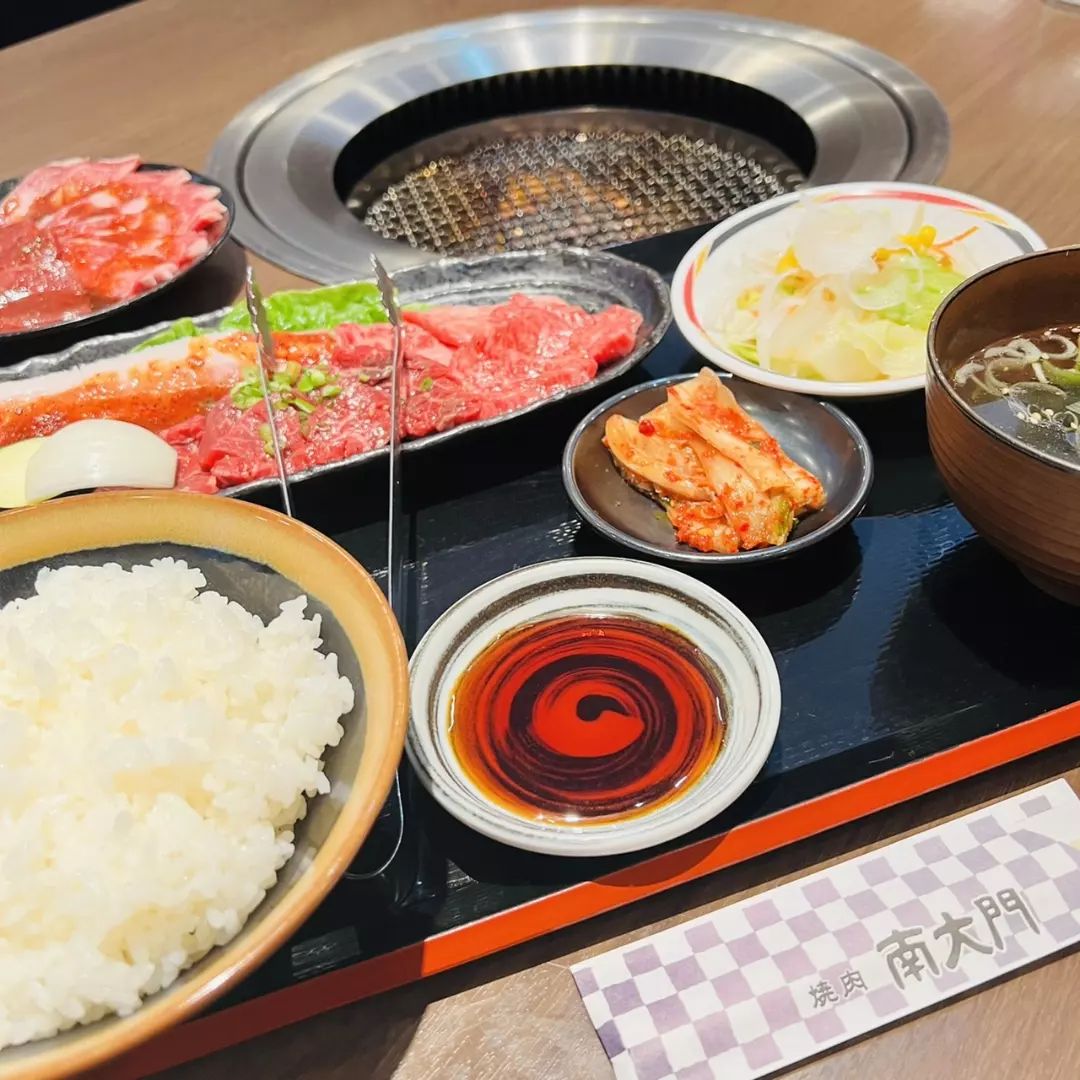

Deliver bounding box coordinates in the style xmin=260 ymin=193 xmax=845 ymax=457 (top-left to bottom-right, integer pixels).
xmin=129 ymin=226 xmax=1080 ymax=1062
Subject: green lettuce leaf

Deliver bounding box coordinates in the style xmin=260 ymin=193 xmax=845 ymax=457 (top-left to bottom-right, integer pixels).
xmin=217 ymin=281 xmax=387 ymax=333
xmin=134 ymin=318 xmax=202 ymax=351
xmin=134 ymin=282 xmax=389 ymax=350
xmin=729 ymin=341 xmax=761 ymax=366
xmin=877 ymin=256 xmax=964 ymax=331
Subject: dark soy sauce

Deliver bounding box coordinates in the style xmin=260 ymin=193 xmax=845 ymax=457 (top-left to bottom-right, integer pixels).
xmin=448 ymin=614 xmax=726 ymax=824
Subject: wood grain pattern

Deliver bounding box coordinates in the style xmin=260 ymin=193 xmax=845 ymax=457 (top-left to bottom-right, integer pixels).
xmin=158 ymin=748 xmax=1080 ymax=1080
xmin=4 ymin=0 xmax=1080 ymax=1077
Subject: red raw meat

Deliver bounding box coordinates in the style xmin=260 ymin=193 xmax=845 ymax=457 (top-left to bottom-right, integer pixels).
xmin=403 ymin=306 xmax=495 ymax=348
xmin=404 ymin=390 xmax=481 ymax=437
xmin=174 ymin=446 xmax=219 ymax=494
xmin=331 ymin=323 xmax=461 ymax=404
xmin=0 ymin=156 xmax=140 ymax=223
xmin=0 ymin=156 xmax=229 ymax=331
xmin=301 ymin=382 xmax=392 ymax=466
xmin=170 ymin=379 xmax=395 ymax=491
xmin=404 ymin=326 xmax=456 ymax=368
xmin=118 ymin=169 xmax=226 ymax=232
xmin=404 ymin=365 xmax=482 ymax=436
xmin=332 ymin=323 xmax=393 ymax=372
xmin=472 ymin=383 xmax=552 ymax=419
xmin=159 ymin=413 xmax=206 ymax=446
xmin=0 ymin=219 xmax=92 ymax=332
xmin=203 ymin=402 xmax=314 ymax=489
xmin=161 ymin=415 xmax=218 ymax=493
xmin=477 ymin=295 xmax=589 ymax=359
xmin=40 ymin=168 xmax=227 ymax=302
xmin=455 ymin=343 xmax=594 ymax=398
xmin=162 ymin=294 xmax=642 ymax=493
xmin=571 ymin=305 xmax=643 ymax=366
xmin=441 ymin=295 xmax=602 ymax=418
xmin=198 ymin=404 xmax=270 ymax=478
xmin=332 ymin=323 xmax=456 ymax=368
xmin=0 ymin=155 xmax=227 ymax=319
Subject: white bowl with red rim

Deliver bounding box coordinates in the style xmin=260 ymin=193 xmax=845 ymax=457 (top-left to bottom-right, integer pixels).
xmin=672 ymin=182 xmax=1046 ymax=398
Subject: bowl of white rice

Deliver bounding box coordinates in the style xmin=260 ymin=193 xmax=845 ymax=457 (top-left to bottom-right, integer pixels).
xmin=0 ymin=491 xmax=409 ymax=1080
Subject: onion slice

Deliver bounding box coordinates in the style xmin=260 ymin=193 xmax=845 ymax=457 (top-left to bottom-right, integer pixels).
xmin=985 ymin=337 xmax=1044 ymax=361
xmin=791 ymin=201 xmax=893 ymax=277
xmin=1041 ymin=334 xmax=1078 ymax=360
xmin=0 ymin=438 xmax=47 ymax=509
xmin=953 ymin=360 xmax=985 ymax=385
xmin=24 ymin=420 xmax=178 ymax=505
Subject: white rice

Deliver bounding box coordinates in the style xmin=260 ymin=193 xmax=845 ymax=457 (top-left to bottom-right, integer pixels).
xmin=0 ymin=558 xmax=353 ymax=1049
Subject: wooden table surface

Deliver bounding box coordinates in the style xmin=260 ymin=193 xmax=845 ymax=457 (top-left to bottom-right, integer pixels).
xmin=4 ymin=0 xmax=1080 ymax=1077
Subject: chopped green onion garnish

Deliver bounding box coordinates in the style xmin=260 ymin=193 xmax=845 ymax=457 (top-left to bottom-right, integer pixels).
xmin=291 ymin=397 xmax=317 ymax=415
xmin=297 ymin=367 xmax=329 ymax=393
xmin=284 ymin=360 xmax=302 ymax=385
xmin=230 ymin=383 xmax=264 ymax=410
xmin=320 ymin=384 xmax=342 ymax=400
xmin=419 ymin=377 xmax=434 ymax=392
xmin=258 ymin=423 xmax=274 ymax=457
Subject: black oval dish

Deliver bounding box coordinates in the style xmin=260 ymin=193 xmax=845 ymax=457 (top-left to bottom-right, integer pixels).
xmin=0 ymin=163 xmax=236 ymax=365
xmin=563 ymin=373 xmax=874 ymax=564
xmin=4 ymin=248 xmax=671 ymax=503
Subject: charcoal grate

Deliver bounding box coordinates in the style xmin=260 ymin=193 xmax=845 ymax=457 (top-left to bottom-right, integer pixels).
xmin=352 ymin=120 xmax=805 ymax=256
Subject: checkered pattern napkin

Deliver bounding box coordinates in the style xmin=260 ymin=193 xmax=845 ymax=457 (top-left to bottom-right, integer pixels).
xmin=572 ymin=779 xmax=1080 ymax=1080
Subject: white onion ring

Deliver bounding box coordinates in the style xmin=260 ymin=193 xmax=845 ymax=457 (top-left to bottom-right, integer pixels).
xmin=985 ymin=337 xmax=1044 ymax=361
xmin=24 ymin=420 xmax=177 ymax=504
xmin=953 ymin=360 xmax=985 ymax=385
xmin=1041 ymin=334 xmax=1078 ymax=360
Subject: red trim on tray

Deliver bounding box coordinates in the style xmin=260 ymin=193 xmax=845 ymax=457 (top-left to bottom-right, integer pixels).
xmin=99 ymin=699 xmax=1080 ymax=1079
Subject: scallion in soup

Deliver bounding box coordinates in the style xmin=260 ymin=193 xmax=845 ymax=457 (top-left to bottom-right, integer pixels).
xmin=952 ymin=325 xmax=1080 ymax=461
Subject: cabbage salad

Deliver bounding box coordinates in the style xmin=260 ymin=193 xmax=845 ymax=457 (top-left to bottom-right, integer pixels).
xmin=714 ymin=200 xmax=973 ymax=382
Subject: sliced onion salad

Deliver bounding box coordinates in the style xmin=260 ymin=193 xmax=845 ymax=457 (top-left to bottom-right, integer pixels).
xmin=790 ymin=202 xmax=893 ymax=277
xmin=0 ymin=420 xmax=179 ymax=509
xmin=712 ymin=198 xmax=971 ymax=383
xmin=845 ymin=251 xmax=922 ymax=313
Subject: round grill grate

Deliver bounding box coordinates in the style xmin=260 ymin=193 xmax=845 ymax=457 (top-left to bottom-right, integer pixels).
xmin=352 ymin=122 xmax=805 ymax=256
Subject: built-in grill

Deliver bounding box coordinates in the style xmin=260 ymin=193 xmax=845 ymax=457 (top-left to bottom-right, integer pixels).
xmin=209 ymin=9 xmax=949 ymax=280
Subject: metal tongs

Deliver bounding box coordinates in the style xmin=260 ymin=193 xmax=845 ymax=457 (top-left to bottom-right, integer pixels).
xmin=244 ymin=266 xmax=294 ymax=517
xmin=346 ymin=253 xmax=407 ymax=882
xmin=372 ymin=254 xmax=406 ymax=623
xmin=246 ymin=262 xmax=411 ymax=890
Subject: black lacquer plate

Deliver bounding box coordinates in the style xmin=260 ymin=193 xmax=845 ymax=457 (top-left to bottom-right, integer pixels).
xmin=50 ymin=227 xmax=1080 ymax=1021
